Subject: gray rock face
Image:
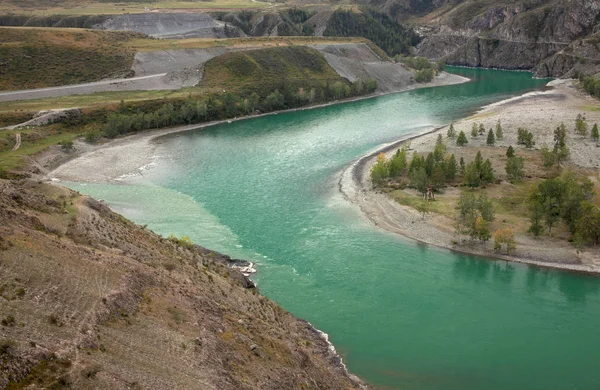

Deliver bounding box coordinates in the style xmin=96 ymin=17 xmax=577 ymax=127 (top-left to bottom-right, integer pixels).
xmin=312 ymin=43 xmax=414 ymax=93
xmin=415 ymin=0 xmax=600 ymax=77
xmin=96 ymin=12 xmax=243 ymax=39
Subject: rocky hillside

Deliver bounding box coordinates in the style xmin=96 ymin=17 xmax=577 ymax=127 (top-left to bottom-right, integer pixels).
xmin=410 ymin=0 xmax=600 ymax=77
xmin=0 ymin=179 xmax=362 ymax=389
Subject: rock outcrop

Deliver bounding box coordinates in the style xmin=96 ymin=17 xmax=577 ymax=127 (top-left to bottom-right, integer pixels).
xmin=414 ymin=0 xmax=600 ymax=77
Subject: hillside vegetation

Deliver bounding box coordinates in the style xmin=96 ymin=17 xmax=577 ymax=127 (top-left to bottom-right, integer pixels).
xmin=0 ymin=28 xmax=139 ymax=90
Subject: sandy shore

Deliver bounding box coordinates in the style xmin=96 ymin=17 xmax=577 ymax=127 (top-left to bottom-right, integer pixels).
xmin=46 ymin=71 xmax=469 ymax=183
xmin=340 ymin=79 xmax=600 ymax=275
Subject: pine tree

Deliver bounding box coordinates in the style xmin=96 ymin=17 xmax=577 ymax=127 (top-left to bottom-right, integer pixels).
xmin=592 ymin=123 xmax=599 ymax=143
xmin=471 ymin=123 xmax=478 ymax=138
xmin=506 ymin=145 xmax=515 ymax=158
xmin=506 ymin=156 xmax=525 ymax=181
xmin=479 ymin=123 xmax=485 ymax=135
xmin=434 ymin=134 xmax=446 ymax=161
xmin=446 ymin=154 xmax=458 ymax=181
xmin=459 ymin=157 xmax=466 ymax=175
xmin=456 ymin=131 xmax=468 ymax=146
xmin=481 ymin=159 xmax=495 ymax=184
xmin=575 ymin=114 xmax=588 ymax=136
xmin=447 ymin=123 xmax=456 ymax=139
xmin=486 ymin=129 xmax=495 ymax=145
xmin=495 ymin=120 xmax=503 ymax=139
xmin=474 ymin=151 xmax=483 ymax=172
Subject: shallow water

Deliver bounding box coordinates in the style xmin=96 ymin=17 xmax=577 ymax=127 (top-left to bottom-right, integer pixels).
xmin=67 ymin=68 xmax=600 ymax=389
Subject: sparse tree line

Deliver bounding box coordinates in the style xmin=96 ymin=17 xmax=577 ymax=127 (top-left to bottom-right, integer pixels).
xmin=371 ymin=135 xmax=496 ymax=195
xmin=372 ymin=113 xmax=600 ymax=253
xmin=527 ymin=171 xmax=600 ymax=247
xmin=100 ymin=79 xmax=377 ymax=139
xmin=397 ymin=56 xmax=445 ymax=83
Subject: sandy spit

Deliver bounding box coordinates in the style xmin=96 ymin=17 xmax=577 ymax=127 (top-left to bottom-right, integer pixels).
xmin=339 ymin=79 xmax=600 ymax=275
xmin=46 ymin=71 xmax=469 ymax=183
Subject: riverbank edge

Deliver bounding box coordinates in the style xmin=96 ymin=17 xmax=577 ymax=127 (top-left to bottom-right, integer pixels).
xmin=43 ymin=71 xmax=469 ymax=183
xmin=339 ymin=83 xmax=600 ymax=277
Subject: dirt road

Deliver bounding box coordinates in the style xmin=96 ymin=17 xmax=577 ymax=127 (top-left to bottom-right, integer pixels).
xmin=0 ymin=74 xmax=171 ymax=102
xmin=12 ymin=133 xmax=21 ymax=151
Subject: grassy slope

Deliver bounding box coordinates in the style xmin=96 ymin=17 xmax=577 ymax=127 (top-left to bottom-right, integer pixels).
xmin=201 ymin=45 xmax=348 ymax=93
xmin=0 ymin=28 xmax=139 ymax=90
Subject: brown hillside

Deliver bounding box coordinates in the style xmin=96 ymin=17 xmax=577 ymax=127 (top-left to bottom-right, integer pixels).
xmin=0 ymin=179 xmax=362 ymax=389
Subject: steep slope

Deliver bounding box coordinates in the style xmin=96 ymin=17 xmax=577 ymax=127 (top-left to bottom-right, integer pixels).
xmin=0 ymin=28 xmax=138 ymax=91
xmin=0 ymin=179 xmax=362 ymax=389
xmin=412 ymin=0 xmax=600 ymax=77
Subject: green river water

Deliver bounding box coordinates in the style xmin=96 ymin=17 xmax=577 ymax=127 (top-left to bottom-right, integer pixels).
xmin=67 ymin=67 xmax=600 ymax=389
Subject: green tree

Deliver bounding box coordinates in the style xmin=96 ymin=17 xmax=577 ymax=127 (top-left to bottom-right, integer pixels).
xmin=455 ymin=192 xmax=478 ymax=235
xmin=60 ymin=140 xmax=74 ymax=152
xmin=553 ymin=123 xmax=569 ymax=167
xmin=464 ymin=161 xmax=481 ymax=188
xmin=574 ymin=201 xmax=600 ymax=246
xmin=371 ymin=152 xmax=389 ymax=187
xmin=592 ymin=123 xmax=599 ymax=143
xmin=471 ymin=123 xmax=478 ymax=138
xmin=528 ymin=178 xmax=567 ymax=236
xmin=495 ymin=120 xmax=503 ymax=139
xmin=447 ymin=123 xmax=456 ymax=139
xmin=474 ymin=151 xmax=483 ymax=172
xmin=445 ymin=154 xmax=458 ymax=181
xmin=560 ymin=172 xmax=594 ymax=234
xmin=434 ymin=134 xmax=446 ymax=162
xmin=506 ymin=145 xmax=515 ymax=158
xmin=456 ymin=130 xmax=468 ymax=146
xmin=480 ymin=159 xmax=495 ymax=185
xmin=575 ymin=113 xmax=588 ymax=136
xmin=540 ymin=143 xmax=556 ymax=168
xmin=524 ymin=132 xmax=535 ymax=149
xmin=479 ymin=123 xmax=485 ymax=136
xmin=389 ymin=147 xmax=408 ymax=177
xmin=459 ymin=157 xmax=465 ymax=175
xmin=424 ymin=152 xmax=435 ymax=177
xmin=505 ymin=156 xmax=525 ymax=181
xmin=410 ymin=167 xmax=429 ymax=197
xmin=478 ymin=193 xmax=495 ymax=222
xmin=486 ymin=129 xmax=495 ymax=145
xmin=408 ymin=152 xmax=423 ymax=175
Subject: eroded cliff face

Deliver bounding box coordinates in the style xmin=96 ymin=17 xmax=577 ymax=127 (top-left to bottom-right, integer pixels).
xmin=415 ymin=0 xmax=600 ymax=77
xmin=0 ymin=179 xmax=362 ymax=389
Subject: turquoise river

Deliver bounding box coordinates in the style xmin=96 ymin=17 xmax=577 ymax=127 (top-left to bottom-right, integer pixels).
xmin=67 ymin=68 xmax=600 ymax=389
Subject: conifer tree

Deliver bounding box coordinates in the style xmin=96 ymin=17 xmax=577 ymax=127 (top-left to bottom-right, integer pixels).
xmin=495 ymin=120 xmax=503 ymax=139
xmin=592 ymin=123 xmax=599 ymax=143
xmin=506 ymin=145 xmax=515 ymax=158
xmin=471 ymin=123 xmax=478 ymax=138
xmin=486 ymin=129 xmax=495 ymax=145
xmin=456 ymin=131 xmax=468 ymax=146
xmin=447 ymin=123 xmax=456 ymax=139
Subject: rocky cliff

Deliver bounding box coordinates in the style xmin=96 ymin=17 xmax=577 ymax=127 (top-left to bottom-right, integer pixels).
xmin=413 ymin=0 xmax=600 ymax=78
xmin=0 ymin=179 xmax=363 ymax=389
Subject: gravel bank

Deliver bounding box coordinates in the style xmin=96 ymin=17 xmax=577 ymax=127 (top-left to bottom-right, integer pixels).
xmin=339 ymin=80 xmax=600 ymax=275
